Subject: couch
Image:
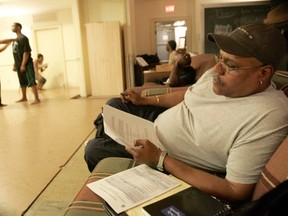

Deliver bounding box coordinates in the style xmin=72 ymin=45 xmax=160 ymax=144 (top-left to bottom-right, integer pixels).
xmin=64 ymin=135 xmax=288 ymax=216
xmin=133 ymin=54 xmax=288 ymax=97
xmin=64 ymin=70 xmax=288 ymax=215
xmin=130 ymin=53 xmax=217 ymax=97
xmin=131 ymin=70 xmax=288 ymax=99
xmin=143 ymin=53 xmax=217 ymax=86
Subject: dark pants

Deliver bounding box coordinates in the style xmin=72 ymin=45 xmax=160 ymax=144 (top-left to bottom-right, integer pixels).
xmin=84 ymin=98 xmax=167 ymax=172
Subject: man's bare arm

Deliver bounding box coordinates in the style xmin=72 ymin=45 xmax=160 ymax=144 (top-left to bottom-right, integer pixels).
xmin=20 ymin=52 xmax=30 ymax=72
xmin=127 ymin=139 xmax=255 ymax=204
xmin=164 ymin=155 xmax=255 ymax=203
xmin=145 ymin=90 xmax=186 ymax=108
xmin=0 ymin=38 xmax=15 ymax=44
xmin=0 ymin=43 xmax=10 ymax=52
xmin=121 ymin=89 xmax=186 ymax=108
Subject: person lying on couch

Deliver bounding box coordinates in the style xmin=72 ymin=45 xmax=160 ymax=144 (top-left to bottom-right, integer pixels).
xmin=85 ymin=24 xmax=288 ymax=204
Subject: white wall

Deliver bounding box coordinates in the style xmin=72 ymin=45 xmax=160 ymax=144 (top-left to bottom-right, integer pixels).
xmin=133 ymin=0 xmax=270 ymax=56
xmin=86 ymin=0 xmax=126 ymax=23
xmin=134 ymin=0 xmax=194 ymax=56
xmin=0 ymin=9 xmax=78 ymax=91
xmin=0 ymin=0 xmax=271 ymax=91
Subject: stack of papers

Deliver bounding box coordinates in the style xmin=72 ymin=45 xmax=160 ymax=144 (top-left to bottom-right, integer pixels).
xmin=87 ymin=164 xmax=181 ymax=214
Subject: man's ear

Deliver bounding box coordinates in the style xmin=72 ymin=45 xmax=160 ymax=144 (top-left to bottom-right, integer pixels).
xmin=260 ymin=65 xmax=274 ymax=79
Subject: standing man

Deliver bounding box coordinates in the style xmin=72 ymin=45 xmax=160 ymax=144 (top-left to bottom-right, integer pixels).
xmin=0 ymin=39 xmax=15 ymax=106
xmin=11 ymin=22 xmax=40 ymax=104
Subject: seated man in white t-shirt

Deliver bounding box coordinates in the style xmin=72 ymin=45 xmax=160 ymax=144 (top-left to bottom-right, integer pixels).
xmin=84 ymin=24 xmax=288 ymax=204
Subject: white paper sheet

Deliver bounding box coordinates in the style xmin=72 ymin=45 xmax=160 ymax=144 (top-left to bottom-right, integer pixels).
xmin=102 ymin=104 xmax=164 ymax=149
xmin=87 ymin=164 xmax=181 ymax=214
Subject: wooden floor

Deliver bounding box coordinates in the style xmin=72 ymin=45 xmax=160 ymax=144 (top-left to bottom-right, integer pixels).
xmin=0 ymin=88 xmax=108 ymax=216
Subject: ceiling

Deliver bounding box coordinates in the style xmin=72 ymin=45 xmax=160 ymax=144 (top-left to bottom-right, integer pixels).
xmin=0 ymin=0 xmax=71 ymax=17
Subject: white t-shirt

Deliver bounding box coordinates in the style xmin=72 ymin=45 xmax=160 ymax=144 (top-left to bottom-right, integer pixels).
xmin=154 ymin=69 xmax=288 ymax=184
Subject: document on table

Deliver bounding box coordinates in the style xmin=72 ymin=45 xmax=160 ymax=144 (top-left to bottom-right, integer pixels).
xmin=135 ymin=56 xmax=149 ymax=67
xmin=102 ymin=104 xmax=165 ymax=149
xmin=87 ymin=164 xmax=181 ymax=214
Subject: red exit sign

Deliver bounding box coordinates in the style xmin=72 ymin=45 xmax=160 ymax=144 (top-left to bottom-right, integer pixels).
xmin=165 ymin=4 xmax=175 ymax=13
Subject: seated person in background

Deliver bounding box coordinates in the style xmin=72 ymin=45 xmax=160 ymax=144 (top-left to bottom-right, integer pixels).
xmin=165 ymin=50 xmax=196 ymax=87
xmin=85 ymin=24 xmax=288 ymax=204
xmin=156 ymin=40 xmax=178 ymax=72
xmin=155 ymin=49 xmax=197 ymax=86
xmin=167 ymin=40 xmax=177 ymax=66
xmin=33 ymin=53 xmax=48 ymax=90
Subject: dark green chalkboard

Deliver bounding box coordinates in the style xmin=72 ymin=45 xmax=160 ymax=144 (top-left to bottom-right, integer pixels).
xmin=205 ymin=4 xmax=270 ymax=54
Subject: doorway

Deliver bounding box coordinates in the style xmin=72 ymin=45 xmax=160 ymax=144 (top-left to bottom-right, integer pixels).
xmin=33 ymin=26 xmax=66 ymax=89
xmin=155 ymin=20 xmax=188 ymax=63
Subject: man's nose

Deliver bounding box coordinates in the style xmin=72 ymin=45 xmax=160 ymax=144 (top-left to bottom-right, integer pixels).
xmin=214 ymin=63 xmax=225 ymax=75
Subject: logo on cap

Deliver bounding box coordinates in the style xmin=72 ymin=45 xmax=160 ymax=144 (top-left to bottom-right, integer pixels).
xmin=238 ymin=27 xmax=253 ymax=39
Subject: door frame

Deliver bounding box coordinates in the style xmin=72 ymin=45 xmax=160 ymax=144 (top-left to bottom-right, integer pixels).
xmin=32 ymin=25 xmax=67 ymax=88
xmin=150 ymin=16 xmax=193 ymax=55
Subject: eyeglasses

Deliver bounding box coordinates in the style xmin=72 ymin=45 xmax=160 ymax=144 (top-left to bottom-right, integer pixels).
xmin=216 ymin=55 xmax=265 ymax=75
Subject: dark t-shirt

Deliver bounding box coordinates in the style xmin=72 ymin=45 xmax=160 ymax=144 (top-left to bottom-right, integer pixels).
xmin=179 ymin=66 xmax=196 ymax=85
xmin=154 ymin=66 xmax=196 ymax=86
xmin=12 ymin=34 xmax=32 ymax=70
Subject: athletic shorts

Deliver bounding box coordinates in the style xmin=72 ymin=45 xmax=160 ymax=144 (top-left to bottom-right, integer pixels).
xmin=17 ymin=63 xmax=37 ymax=87
xmin=38 ymin=77 xmax=47 ymax=84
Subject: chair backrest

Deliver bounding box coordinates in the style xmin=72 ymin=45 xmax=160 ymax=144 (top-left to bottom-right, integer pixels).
xmin=191 ymin=54 xmax=217 ymax=81
xmin=252 ymin=74 xmax=288 ymax=200
xmin=252 ymin=136 xmax=288 ymax=200
xmin=272 ymin=71 xmax=288 ymax=90
xmin=281 ymin=83 xmax=288 ymax=97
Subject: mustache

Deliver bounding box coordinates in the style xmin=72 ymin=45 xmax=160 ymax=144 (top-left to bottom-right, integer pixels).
xmin=212 ymin=71 xmax=224 ymax=86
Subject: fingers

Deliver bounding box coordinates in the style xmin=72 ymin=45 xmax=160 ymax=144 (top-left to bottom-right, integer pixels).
xmin=180 ymin=53 xmax=191 ymax=66
xmin=120 ymin=93 xmax=127 ymax=102
xmin=126 ymin=139 xmax=147 ymax=153
xmin=125 ymin=145 xmax=143 ymax=155
xmin=125 ymin=140 xmax=145 ymax=162
xmin=176 ymin=48 xmax=186 ymax=54
xmin=126 ymin=139 xmax=162 ymax=165
xmin=125 ymin=146 xmax=143 ymax=160
xmin=120 ymin=92 xmax=131 ymax=103
xmin=120 ymin=89 xmax=140 ymax=104
xmin=183 ymin=53 xmax=190 ymax=60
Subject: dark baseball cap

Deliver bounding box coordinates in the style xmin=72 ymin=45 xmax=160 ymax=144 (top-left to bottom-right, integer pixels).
xmin=207 ymin=23 xmax=286 ymax=68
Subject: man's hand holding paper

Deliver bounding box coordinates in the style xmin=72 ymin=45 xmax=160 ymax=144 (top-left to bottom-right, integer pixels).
xmin=126 ymin=139 xmax=162 ymax=167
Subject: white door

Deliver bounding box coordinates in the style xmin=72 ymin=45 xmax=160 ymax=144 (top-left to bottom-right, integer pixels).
xmin=86 ymin=22 xmax=124 ymax=98
xmin=34 ymin=26 xmax=66 ymax=89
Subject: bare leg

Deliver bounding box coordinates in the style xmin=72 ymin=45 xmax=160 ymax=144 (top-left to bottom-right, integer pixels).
xmin=38 ymin=82 xmax=44 ymax=90
xmin=16 ymin=87 xmax=28 ymax=102
xmin=30 ymin=85 xmax=41 ymax=104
